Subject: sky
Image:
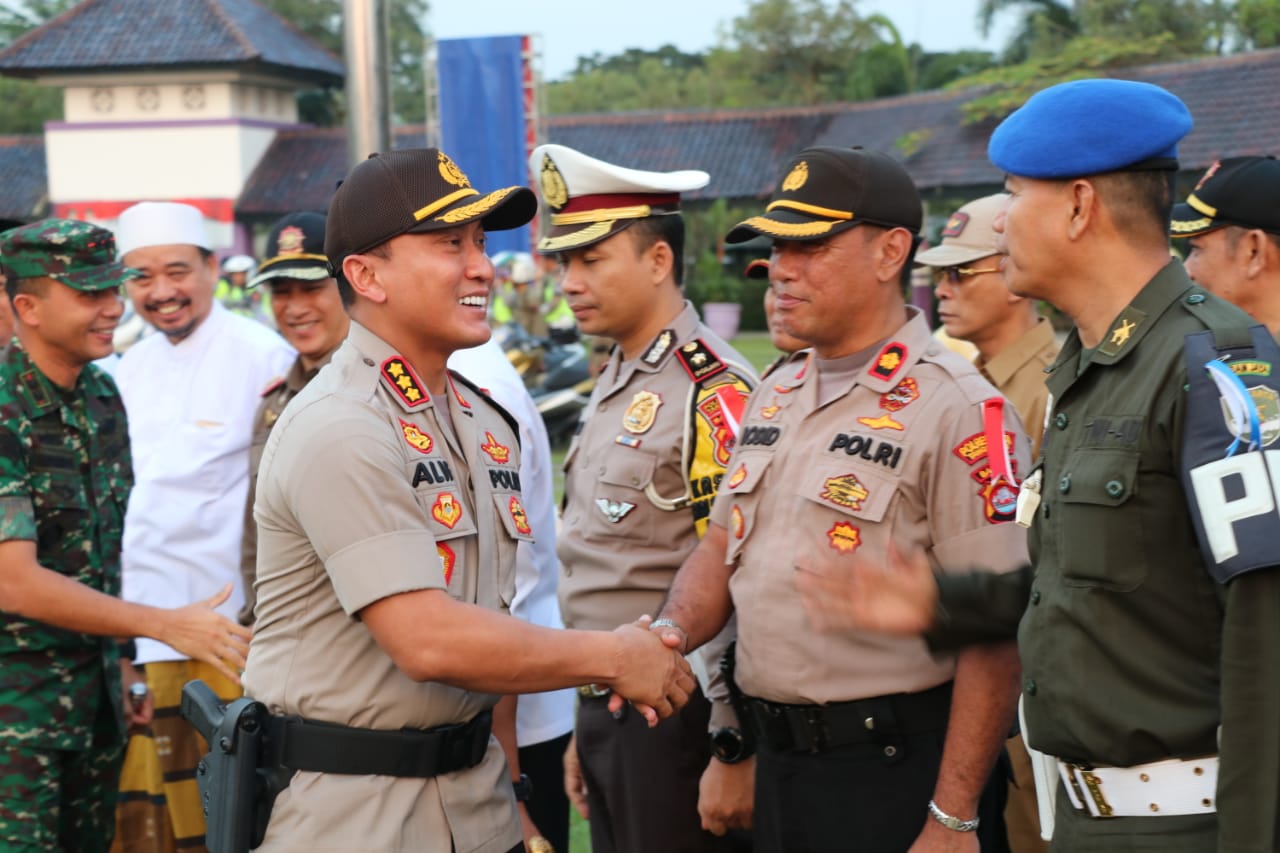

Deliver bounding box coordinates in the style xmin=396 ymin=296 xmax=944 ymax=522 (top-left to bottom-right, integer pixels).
xmin=430 ymin=0 xmax=1018 ymax=82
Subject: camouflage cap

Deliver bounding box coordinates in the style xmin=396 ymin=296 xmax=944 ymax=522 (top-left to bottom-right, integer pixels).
xmin=1 ymin=218 xmax=139 ymax=291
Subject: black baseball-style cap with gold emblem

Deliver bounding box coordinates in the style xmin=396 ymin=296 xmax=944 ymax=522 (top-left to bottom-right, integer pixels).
xmin=249 ymin=211 xmax=330 ymax=288
xmin=325 ymin=147 xmax=536 ymax=276
xmin=528 ymin=144 xmax=709 ymax=254
xmin=726 ymin=146 xmax=922 ymax=244
xmin=1170 ymin=155 xmax=1280 ymax=238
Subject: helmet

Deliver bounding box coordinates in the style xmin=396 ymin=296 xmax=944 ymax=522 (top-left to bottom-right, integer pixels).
xmin=222 ymin=254 xmax=255 ymax=275
xmin=509 ymin=252 xmax=536 ymax=284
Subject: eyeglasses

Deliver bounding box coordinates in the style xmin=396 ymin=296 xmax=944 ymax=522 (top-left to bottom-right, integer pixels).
xmin=934 ymin=264 xmax=1003 ymax=285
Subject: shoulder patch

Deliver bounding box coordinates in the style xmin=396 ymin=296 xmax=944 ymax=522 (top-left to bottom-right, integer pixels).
xmin=261 ymin=377 xmax=286 ymax=398
xmin=381 ymin=356 xmax=429 ymax=409
xmin=676 ymin=339 xmax=729 ymax=384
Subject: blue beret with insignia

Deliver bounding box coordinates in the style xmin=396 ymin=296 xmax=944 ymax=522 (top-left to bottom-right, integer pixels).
xmin=988 ymin=79 xmax=1193 ymax=179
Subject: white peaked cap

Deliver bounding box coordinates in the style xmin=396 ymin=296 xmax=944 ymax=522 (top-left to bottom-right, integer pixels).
xmin=116 ymin=201 xmax=211 ymax=257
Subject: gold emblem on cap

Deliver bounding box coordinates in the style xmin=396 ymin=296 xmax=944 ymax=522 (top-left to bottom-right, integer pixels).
xmin=438 ymin=151 xmax=471 ymax=188
xmin=781 ymin=161 xmax=809 ymax=192
xmin=540 ymin=155 xmax=569 ymax=211
xmin=276 ymin=225 xmax=305 ymax=255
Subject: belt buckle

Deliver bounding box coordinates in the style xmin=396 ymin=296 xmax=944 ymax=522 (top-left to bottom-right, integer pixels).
xmin=577 ymin=683 xmax=611 ymax=699
xmin=786 ymin=706 xmax=830 ymax=754
xmin=1064 ymin=762 xmax=1114 ymax=818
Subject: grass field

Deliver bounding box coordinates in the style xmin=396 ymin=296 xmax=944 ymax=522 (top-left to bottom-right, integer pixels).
xmin=560 ymin=330 xmax=781 ymax=852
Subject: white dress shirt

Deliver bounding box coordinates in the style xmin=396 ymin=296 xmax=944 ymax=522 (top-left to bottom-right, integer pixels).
xmin=117 ymin=302 xmax=295 ymax=664
xmin=450 ymin=338 xmax=576 ymax=746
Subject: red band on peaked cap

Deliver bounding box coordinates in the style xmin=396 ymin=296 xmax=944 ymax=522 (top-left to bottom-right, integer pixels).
xmin=561 ymin=192 xmax=681 ymax=214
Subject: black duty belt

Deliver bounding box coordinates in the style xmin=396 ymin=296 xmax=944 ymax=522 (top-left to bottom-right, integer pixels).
xmin=265 ymin=709 xmax=492 ymax=778
xmin=741 ymin=682 xmax=952 ymax=755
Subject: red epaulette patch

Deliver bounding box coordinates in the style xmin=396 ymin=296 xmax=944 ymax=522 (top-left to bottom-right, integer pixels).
xmin=675 ymin=339 xmax=728 ymax=384
xmin=381 ymin=356 xmax=429 ymax=408
xmin=260 ymin=377 xmax=286 ymax=398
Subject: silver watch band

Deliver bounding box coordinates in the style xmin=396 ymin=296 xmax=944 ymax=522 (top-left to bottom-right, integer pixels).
xmin=927 ymin=799 xmax=980 ymax=832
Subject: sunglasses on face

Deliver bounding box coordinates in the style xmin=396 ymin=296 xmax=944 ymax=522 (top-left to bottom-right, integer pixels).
xmin=934 ymin=264 xmax=1003 ymax=285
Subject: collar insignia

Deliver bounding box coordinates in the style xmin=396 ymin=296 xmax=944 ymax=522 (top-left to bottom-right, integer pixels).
xmin=623 ymin=390 xmax=663 ymax=435
xmin=1098 ymin=307 xmax=1147 ymax=358
xmin=509 ymin=496 xmax=532 ymax=535
xmin=595 ymin=498 xmax=636 ymax=523
xmin=870 ymin=342 xmax=908 ymax=382
xmin=431 ymin=492 xmax=463 ymax=529
xmin=827 ymin=521 xmax=862 ymax=553
xmin=643 ymin=330 xmax=675 ymax=366
xmin=381 ymin=356 xmax=428 ymax=408
xmin=400 ymin=418 xmax=434 ymax=454
xmin=481 ymin=431 xmax=511 ymax=464
xmin=448 ymin=374 xmax=472 ymax=409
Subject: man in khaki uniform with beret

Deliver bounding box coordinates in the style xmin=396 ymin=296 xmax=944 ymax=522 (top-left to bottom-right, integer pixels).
xmin=656 ymin=146 xmax=1028 ymax=853
xmin=530 ymin=143 xmax=756 ymax=852
xmin=239 ymin=148 xmax=695 ymax=853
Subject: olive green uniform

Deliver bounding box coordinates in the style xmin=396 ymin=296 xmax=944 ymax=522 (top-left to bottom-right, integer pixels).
xmin=934 ymin=264 xmax=1280 ymax=852
xmin=0 ymin=340 xmax=132 ymax=852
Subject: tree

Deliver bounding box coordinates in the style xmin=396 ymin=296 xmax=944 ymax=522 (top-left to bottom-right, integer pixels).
xmin=1236 ymin=0 xmax=1280 ymax=47
xmin=977 ymin=0 xmax=1081 ymax=62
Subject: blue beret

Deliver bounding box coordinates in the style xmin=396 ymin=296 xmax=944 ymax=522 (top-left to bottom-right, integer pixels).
xmin=988 ymin=79 xmax=1193 ymax=179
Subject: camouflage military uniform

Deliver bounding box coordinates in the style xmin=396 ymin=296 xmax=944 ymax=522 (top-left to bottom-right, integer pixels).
xmin=0 ymin=337 xmax=133 ymax=852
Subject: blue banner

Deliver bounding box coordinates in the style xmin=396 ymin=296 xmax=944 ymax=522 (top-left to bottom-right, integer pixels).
xmin=437 ymin=35 xmax=530 ymax=255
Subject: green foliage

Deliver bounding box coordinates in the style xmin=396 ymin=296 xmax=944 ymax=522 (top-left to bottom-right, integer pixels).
xmin=894 ymin=128 xmax=934 ymax=158
xmin=687 ymin=249 xmax=743 ymax=305
xmin=949 ymin=33 xmax=1182 ymax=123
xmin=1237 ymin=0 xmax=1280 ymax=47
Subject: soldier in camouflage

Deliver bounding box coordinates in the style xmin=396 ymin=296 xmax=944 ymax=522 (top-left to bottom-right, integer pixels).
xmin=0 ymin=219 xmax=251 ymax=853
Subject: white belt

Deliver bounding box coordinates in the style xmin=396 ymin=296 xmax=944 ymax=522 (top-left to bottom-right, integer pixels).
xmin=1057 ymin=755 xmax=1218 ymax=818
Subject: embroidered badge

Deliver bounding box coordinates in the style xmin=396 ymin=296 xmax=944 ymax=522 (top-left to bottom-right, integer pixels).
xmin=880 ymin=377 xmax=920 ymax=412
xmin=642 ymin=330 xmax=675 ymax=366
xmin=1110 ymin=318 xmax=1137 ymax=348
xmin=820 ymin=474 xmax=869 ymax=512
xmin=438 ymin=150 xmax=470 ymax=188
xmin=761 ymin=404 xmax=781 ymax=420
xmin=952 ymin=431 xmax=1016 ymax=464
xmin=540 ymin=154 xmax=569 ymax=210
xmin=431 ymin=493 xmax=462 ymax=529
xmin=437 ymin=542 xmax=456 ymax=585
xmin=1221 ymin=385 xmax=1280 ymax=447
xmin=675 ymin=340 xmax=728 ymax=383
xmin=1231 ymin=360 xmax=1273 ymax=377
xmin=982 ymin=478 xmax=1020 ymax=524
xmin=870 ymin=342 xmax=908 ymax=382
xmin=596 ymin=498 xmax=636 ymax=523
xmin=696 ymin=385 xmax=747 ymax=466
xmin=382 ymin=357 xmax=428 ymax=407
xmin=481 ymin=431 xmax=511 ymax=463
xmin=623 ymin=390 xmax=662 ymax=435
xmin=827 ymin=521 xmax=862 ymax=553
xmin=509 ymin=496 xmax=532 ymax=535
xmin=727 ymin=464 xmax=748 ymax=489
xmin=276 ymin=225 xmax=305 ymax=255
xmin=1097 ymin=307 xmax=1147 ymax=358
xmin=400 ymin=419 xmax=434 ymax=454
xmin=731 ymin=505 xmax=745 ymax=539
xmin=941 ymin=212 xmax=970 ymax=239
xmin=857 ymin=413 xmax=905 ymax=431
xmin=781 ymin=161 xmax=808 ymax=192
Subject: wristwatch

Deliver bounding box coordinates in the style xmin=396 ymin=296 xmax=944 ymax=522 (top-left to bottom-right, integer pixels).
xmin=512 ymin=772 xmax=533 ymax=802
xmin=709 ymin=726 xmax=755 ymax=764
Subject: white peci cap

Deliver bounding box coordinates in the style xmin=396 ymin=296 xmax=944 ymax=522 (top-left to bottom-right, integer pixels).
xmin=116 ymin=201 xmax=210 ymax=258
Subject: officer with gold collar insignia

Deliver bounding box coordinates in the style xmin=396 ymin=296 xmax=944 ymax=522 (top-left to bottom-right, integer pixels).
xmin=235 ymin=148 xmax=696 ymax=853
xmin=530 ymin=143 xmax=756 ymax=853
xmin=654 ymin=146 xmax=1031 ymax=853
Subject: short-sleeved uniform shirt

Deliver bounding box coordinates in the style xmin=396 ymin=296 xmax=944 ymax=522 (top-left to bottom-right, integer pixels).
xmin=713 ymin=309 xmax=1030 ymax=704
xmin=238 ymin=352 xmax=333 ymax=624
xmin=242 ymin=322 xmax=529 ymax=853
xmin=0 ymin=338 xmax=132 ymax=749
xmin=557 ymin=301 xmax=756 ymax=631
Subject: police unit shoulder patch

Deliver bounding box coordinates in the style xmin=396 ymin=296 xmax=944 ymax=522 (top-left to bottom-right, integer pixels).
xmin=437 ymin=542 xmax=456 ymax=585
xmin=981 ymin=478 xmax=1020 ymax=524
xmin=952 ymin=431 xmax=1016 ymax=464
xmin=695 ymin=383 xmax=748 ymax=466
xmin=431 ymin=492 xmax=463 ymax=529
xmin=642 ymin=330 xmax=676 ymax=366
xmin=400 ymin=418 xmax=434 ymax=454
xmin=623 ymin=390 xmax=662 ymax=435
xmin=676 ymin=340 xmax=728 ymax=384
xmin=880 ymin=377 xmax=920 ymax=412
xmin=870 ymin=342 xmax=908 ymax=382
xmin=509 ymin=496 xmax=532 ymax=535
xmin=481 ymin=431 xmax=511 ymax=463
xmin=827 ymin=521 xmax=862 ymax=553
xmin=1222 ymin=385 xmax=1280 ymax=447
xmin=820 ymin=474 xmax=869 ymax=511
xmin=382 ymin=356 xmax=429 ymax=407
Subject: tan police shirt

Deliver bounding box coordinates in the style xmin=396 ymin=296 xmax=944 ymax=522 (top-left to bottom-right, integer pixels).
xmin=557 ymin=301 xmax=755 ymax=632
xmin=974 ymin=316 xmax=1059 ymax=458
xmin=712 ymin=308 xmax=1030 ymax=705
xmin=242 ymin=321 xmax=530 ymax=853
xmin=238 ymin=352 xmax=334 ymax=624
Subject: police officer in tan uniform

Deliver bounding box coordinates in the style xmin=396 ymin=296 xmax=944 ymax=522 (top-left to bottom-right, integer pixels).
xmin=239 ymin=148 xmax=695 ymax=853
xmin=238 ymin=211 xmax=349 ymax=624
xmin=530 ymin=144 xmax=756 ymax=852
xmin=655 ymin=147 xmax=1030 ymax=853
